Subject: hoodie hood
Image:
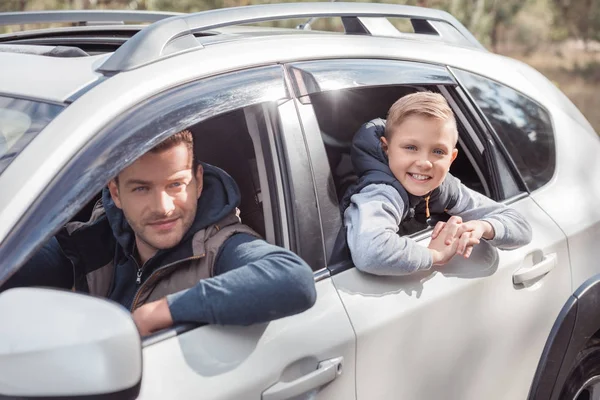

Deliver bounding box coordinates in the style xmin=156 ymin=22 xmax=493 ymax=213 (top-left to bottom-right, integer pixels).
xmin=350 ymin=118 xmax=392 ymax=178
xmin=102 ymin=162 xmax=241 ymax=254
xmin=341 ymin=119 xmax=417 ymax=215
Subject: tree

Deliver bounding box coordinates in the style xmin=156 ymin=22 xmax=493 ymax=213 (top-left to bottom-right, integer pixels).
xmin=551 ymin=0 xmax=600 ymax=50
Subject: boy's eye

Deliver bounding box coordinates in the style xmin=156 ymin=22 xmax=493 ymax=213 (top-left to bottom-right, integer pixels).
xmin=404 ymin=145 xmax=417 ymax=151
xmin=433 ymin=149 xmax=446 ymax=155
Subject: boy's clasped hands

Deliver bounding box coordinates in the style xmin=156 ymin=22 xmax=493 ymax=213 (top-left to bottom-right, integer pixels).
xmin=428 ymin=216 xmax=495 ymax=266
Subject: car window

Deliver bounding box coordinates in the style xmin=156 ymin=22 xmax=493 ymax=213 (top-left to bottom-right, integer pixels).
xmin=0 ymin=66 xmax=290 ymax=283
xmin=454 ymin=70 xmax=556 ymax=192
xmin=0 ymin=95 xmax=63 ymax=175
xmin=302 ymin=84 xmax=489 ymax=239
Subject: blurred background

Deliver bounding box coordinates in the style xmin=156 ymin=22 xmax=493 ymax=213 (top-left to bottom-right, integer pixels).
xmin=2 ymin=0 xmax=599 ymax=133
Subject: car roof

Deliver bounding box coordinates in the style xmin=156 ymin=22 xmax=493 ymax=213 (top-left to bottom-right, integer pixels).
xmin=0 ymin=50 xmax=106 ymax=103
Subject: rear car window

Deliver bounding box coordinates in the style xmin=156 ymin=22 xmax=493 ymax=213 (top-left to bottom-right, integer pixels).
xmin=0 ymin=95 xmax=64 ymax=175
xmin=454 ymin=70 xmax=555 ymax=192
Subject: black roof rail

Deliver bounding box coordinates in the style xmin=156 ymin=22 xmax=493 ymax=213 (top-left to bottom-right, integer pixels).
xmin=0 ymin=10 xmax=182 ymax=27
xmin=98 ymin=2 xmax=486 ymax=74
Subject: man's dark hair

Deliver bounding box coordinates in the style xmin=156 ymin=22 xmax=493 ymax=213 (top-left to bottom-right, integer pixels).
xmin=150 ymin=129 xmax=198 ymax=170
xmin=114 ymin=129 xmax=198 ymax=184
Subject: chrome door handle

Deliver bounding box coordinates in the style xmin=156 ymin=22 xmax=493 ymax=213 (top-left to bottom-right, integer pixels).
xmin=513 ymin=253 xmax=557 ymax=285
xmin=262 ymin=357 xmax=343 ymax=400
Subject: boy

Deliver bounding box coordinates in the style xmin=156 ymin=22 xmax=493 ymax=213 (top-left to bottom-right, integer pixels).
xmin=342 ymin=92 xmax=532 ymax=275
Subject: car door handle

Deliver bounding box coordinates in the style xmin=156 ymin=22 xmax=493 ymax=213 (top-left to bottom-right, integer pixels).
xmin=261 ymin=357 xmax=343 ymax=400
xmin=513 ymin=253 xmax=557 ymax=285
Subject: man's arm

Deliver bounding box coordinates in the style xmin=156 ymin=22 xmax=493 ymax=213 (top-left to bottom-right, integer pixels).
xmin=345 ymin=184 xmax=434 ymax=275
xmin=0 ymin=236 xmax=73 ymax=291
xmin=448 ymin=184 xmax=533 ymax=249
xmin=164 ymin=233 xmax=316 ymax=326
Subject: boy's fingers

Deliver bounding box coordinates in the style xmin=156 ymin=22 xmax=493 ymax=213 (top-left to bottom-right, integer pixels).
xmin=457 ymin=232 xmax=471 ymax=254
xmin=431 ymin=222 xmax=446 ymax=239
xmin=444 ymin=216 xmax=462 ymax=245
xmin=464 ymin=246 xmax=473 ymax=258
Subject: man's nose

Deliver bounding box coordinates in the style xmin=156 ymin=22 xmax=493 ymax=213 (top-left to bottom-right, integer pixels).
xmin=153 ymin=190 xmax=175 ymax=215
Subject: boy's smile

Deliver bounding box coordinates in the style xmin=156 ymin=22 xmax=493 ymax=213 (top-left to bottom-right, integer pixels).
xmin=382 ymin=114 xmax=458 ymax=197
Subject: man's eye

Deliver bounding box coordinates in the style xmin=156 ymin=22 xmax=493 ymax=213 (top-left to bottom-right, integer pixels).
xmin=169 ymin=182 xmax=185 ymax=189
xmin=133 ymin=187 xmax=148 ymax=193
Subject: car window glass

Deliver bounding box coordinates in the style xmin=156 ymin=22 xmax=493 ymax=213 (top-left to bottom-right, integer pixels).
xmin=0 ymin=95 xmax=63 ymax=176
xmin=454 ymin=69 xmax=556 ymax=191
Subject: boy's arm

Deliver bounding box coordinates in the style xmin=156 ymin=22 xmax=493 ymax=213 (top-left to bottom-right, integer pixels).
xmin=448 ymin=184 xmax=533 ymax=249
xmin=344 ymin=184 xmax=434 ymax=275
xmin=165 ymin=233 xmax=317 ymax=326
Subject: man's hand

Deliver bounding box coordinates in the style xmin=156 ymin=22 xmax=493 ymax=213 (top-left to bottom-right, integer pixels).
xmin=132 ymin=298 xmax=174 ymax=337
xmin=428 ymin=216 xmax=462 ymax=266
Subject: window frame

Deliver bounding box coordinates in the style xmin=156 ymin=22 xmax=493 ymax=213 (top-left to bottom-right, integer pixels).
xmin=286 ymin=58 xmax=522 ymax=276
xmin=0 ymin=65 xmax=293 ymax=285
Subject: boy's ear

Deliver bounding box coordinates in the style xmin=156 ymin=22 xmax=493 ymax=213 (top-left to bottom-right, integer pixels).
xmin=107 ymin=179 xmax=122 ymax=209
xmin=450 ymin=148 xmax=459 ymax=164
xmin=380 ymin=136 xmax=389 ymax=155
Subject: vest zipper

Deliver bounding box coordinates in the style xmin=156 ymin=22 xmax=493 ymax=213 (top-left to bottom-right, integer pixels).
xmin=129 ymin=255 xmax=203 ymax=312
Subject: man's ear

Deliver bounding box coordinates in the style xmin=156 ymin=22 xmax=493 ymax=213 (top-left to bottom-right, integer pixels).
xmin=195 ymin=164 xmax=204 ymax=198
xmin=107 ymin=179 xmax=122 ymax=209
xmin=380 ymin=136 xmax=389 ymax=155
xmin=450 ymin=148 xmax=459 ymax=164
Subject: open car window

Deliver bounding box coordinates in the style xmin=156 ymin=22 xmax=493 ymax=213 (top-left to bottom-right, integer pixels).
xmin=0 ymin=95 xmax=63 ymax=175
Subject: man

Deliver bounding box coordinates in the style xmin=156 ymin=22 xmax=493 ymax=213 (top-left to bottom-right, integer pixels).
xmin=1 ymin=130 xmax=317 ymax=335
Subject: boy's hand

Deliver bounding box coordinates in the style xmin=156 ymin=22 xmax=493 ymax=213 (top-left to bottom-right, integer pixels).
xmin=132 ymin=297 xmax=174 ymax=337
xmin=455 ymin=220 xmax=495 ymax=258
xmin=428 ymin=216 xmax=462 ymax=265
xmin=431 ymin=216 xmax=463 ymax=245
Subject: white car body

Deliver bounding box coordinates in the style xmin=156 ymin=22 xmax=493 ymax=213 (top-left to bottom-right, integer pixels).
xmin=0 ymin=4 xmax=598 ymax=400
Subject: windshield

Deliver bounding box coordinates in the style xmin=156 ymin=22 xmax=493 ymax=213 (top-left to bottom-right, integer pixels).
xmin=0 ymin=95 xmax=64 ymax=175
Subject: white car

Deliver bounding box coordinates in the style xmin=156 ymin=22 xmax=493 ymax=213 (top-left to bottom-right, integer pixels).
xmin=0 ymin=3 xmax=599 ymax=400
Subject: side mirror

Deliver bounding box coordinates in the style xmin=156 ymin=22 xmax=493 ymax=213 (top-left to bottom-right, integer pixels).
xmin=0 ymin=288 xmax=142 ymax=399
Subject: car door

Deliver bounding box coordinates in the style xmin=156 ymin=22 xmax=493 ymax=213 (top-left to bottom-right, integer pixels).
xmin=0 ymin=66 xmax=356 ymax=400
xmin=286 ymin=58 xmax=571 ymax=400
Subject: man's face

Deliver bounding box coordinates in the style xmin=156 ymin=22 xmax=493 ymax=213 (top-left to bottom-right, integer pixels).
xmin=108 ymin=143 xmax=203 ymax=256
xmin=382 ymin=115 xmax=458 ymax=197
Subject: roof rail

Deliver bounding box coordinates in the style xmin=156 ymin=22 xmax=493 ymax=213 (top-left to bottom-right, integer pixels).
xmin=0 ymin=10 xmax=182 ymax=27
xmin=98 ymin=2 xmax=485 ymax=74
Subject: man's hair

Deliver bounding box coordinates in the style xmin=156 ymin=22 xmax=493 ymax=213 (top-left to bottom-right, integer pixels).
xmin=149 ymin=129 xmax=197 ymax=170
xmin=114 ymin=129 xmax=197 ymax=184
xmin=385 ymin=92 xmax=458 ymax=144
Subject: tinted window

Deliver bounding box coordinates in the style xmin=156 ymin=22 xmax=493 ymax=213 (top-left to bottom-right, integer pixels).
xmin=0 ymin=95 xmax=64 ymax=175
xmin=455 ymin=70 xmax=555 ymax=191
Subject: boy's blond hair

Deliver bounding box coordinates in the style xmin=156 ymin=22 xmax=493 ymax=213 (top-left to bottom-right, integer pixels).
xmin=385 ymin=92 xmax=458 ymax=143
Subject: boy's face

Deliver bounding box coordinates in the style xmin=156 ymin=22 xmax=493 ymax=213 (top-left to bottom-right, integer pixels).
xmin=382 ymin=115 xmax=458 ymax=197
xmin=108 ymin=143 xmax=203 ymax=255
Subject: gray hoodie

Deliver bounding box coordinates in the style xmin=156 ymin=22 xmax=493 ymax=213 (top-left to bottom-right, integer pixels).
xmin=343 ymin=118 xmax=533 ymax=275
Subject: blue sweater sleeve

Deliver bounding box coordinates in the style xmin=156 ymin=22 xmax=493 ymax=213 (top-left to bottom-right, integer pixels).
xmin=0 ymin=236 xmax=73 ymax=291
xmin=166 ymin=233 xmax=317 ymax=325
